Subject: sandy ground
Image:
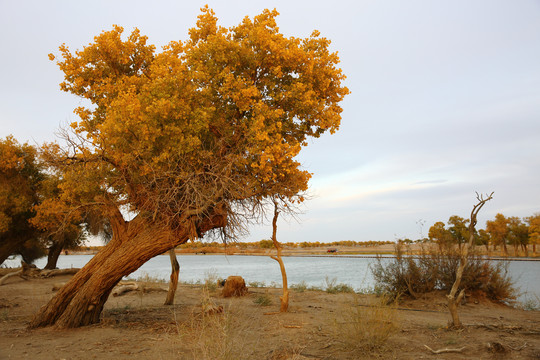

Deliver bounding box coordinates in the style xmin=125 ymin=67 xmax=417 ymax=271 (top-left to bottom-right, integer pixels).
xmin=0 ymin=274 xmax=539 ymax=360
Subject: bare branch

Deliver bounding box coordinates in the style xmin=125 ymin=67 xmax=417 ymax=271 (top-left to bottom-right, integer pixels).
xmin=424 ymin=345 xmax=466 ymax=354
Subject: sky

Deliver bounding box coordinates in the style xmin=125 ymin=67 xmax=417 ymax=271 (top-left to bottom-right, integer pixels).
xmin=1 ymin=0 xmax=539 ymax=245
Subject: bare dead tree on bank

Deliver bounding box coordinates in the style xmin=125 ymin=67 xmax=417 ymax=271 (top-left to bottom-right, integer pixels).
xmin=447 ymin=192 xmax=493 ymax=328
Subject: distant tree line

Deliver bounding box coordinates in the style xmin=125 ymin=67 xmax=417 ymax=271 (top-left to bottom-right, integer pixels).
xmin=426 ymin=213 xmax=539 ymax=256
xmin=178 ymin=239 xmax=394 ymax=250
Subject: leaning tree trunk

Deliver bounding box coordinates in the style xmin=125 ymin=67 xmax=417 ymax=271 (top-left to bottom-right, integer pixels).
xmin=29 ymin=208 xmax=225 ymax=329
xmin=44 ymin=241 xmax=64 ymax=270
xmin=0 ymin=240 xmax=21 ymax=266
xmin=164 ymin=248 xmax=180 ymax=305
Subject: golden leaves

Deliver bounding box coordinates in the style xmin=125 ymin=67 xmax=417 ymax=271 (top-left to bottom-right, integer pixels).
xmin=47 ymin=7 xmax=348 ymax=226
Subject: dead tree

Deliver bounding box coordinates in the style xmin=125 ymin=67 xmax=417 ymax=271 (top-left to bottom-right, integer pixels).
xmin=269 ymin=200 xmax=289 ymax=312
xmin=447 ymin=192 xmax=493 ymax=328
xmin=164 ymin=248 xmax=180 ymax=305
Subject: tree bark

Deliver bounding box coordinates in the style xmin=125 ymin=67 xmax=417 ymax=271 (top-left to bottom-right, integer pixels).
xmin=29 ymin=208 xmax=225 ymax=329
xmin=45 ymin=241 xmax=64 ymax=270
xmin=164 ymin=248 xmax=180 ymax=305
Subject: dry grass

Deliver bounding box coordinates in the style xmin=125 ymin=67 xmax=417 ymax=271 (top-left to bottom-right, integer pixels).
xmin=174 ymin=290 xmax=255 ymax=360
xmin=333 ymin=295 xmax=400 ymax=353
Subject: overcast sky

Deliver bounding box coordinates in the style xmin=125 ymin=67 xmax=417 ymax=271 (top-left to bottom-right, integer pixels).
xmin=1 ymin=0 xmax=539 ymax=244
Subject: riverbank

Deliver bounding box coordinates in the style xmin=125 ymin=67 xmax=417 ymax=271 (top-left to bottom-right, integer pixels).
xmin=71 ymin=243 xmax=540 ymax=259
xmin=1 ymin=274 xmax=539 ymax=359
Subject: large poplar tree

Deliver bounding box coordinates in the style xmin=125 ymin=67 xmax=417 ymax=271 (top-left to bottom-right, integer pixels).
xmin=30 ymin=7 xmax=349 ymax=328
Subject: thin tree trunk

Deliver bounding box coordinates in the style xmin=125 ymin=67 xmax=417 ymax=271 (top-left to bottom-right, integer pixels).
xmin=45 ymin=241 xmax=64 ymax=270
xmin=502 ymin=241 xmax=508 ymax=256
xmin=447 ymin=192 xmax=492 ymax=328
xmin=29 ymin=208 xmax=225 ymax=329
xmin=269 ymin=200 xmax=289 ymax=312
xmin=164 ymin=248 xmax=180 ymax=305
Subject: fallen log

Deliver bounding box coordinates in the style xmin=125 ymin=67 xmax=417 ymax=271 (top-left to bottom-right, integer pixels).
xmin=0 ymin=268 xmax=22 ymax=276
xmin=112 ymin=282 xmax=139 ymax=296
xmin=0 ymin=262 xmax=80 ymax=286
xmin=0 ymin=270 xmax=23 ymax=286
xmin=424 ymin=345 xmax=466 ymax=354
xmin=39 ymin=268 xmax=80 ymax=278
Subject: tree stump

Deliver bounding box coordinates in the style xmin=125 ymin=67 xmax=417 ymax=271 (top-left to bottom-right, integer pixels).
xmin=222 ymin=276 xmax=247 ymax=297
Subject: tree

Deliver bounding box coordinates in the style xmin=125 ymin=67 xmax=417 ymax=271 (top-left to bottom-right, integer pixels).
xmin=527 ymin=214 xmax=540 ymax=254
xmin=447 ymin=216 xmax=469 ymax=250
xmin=0 ymin=136 xmax=45 ymax=265
xmin=447 ymin=192 xmax=493 ymax=328
xmin=507 ymin=217 xmax=528 ymax=256
xmin=30 ymin=7 xmax=348 ymax=329
xmin=428 ymin=221 xmax=451 ymax=249
xmin=486 ymin=213 xmax=509 ymax=255
xmin=476 ymin=229 xmax=490 ymax=253
xmin=30 ymin=173 xmax=109 ymax=269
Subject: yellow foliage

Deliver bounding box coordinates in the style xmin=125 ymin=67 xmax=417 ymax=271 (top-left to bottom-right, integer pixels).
xmin=46 ymin=7 xmax=349 ymax=232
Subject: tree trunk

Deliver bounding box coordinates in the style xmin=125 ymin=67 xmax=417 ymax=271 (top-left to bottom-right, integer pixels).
xmin=164 ymin=248 xmax=180 ymax=305
xmin=0 ymin=240 xmax=20 ymax=266
xmin=447 ymin=192 xmax=492 ymax=329
xmin=269 ymin=200 xmax=289 ymax=312
xmin=520 ymin=244 xmax=527 ymax=257
xmin=29 ymin=208 xmax=225 ymax=329
xmin=45 ymin=241 xmax=64 ymax=270
xmin=502 ymin=241 xmax=508 ymax=256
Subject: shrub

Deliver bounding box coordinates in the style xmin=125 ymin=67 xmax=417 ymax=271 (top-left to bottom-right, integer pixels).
xmin=290 ymin=281 xmax=308 ymax=292
xmin=325 ymin=276 xmax=354 ymax=294
xmin=253 ymin=293 xmax=272 ymax=306
xmin=371 ymin=244 xmax=516 ymax=302
xmin=204 ymin=269 xmax=220 ymax=291
xmin=248 ymin=281 xmax=265 ymax=288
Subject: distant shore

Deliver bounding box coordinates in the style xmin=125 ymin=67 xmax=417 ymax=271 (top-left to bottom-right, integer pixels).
xmin=70 ymin=243 xmax=539 ymax=259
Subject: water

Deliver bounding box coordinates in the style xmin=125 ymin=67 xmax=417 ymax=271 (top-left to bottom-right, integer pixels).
xmin=4 ymin=254 xmax=539 ymax=303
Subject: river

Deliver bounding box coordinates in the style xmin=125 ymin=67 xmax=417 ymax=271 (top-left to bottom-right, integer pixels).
xmin=4 ymin=254 xmax=539 ymax=304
